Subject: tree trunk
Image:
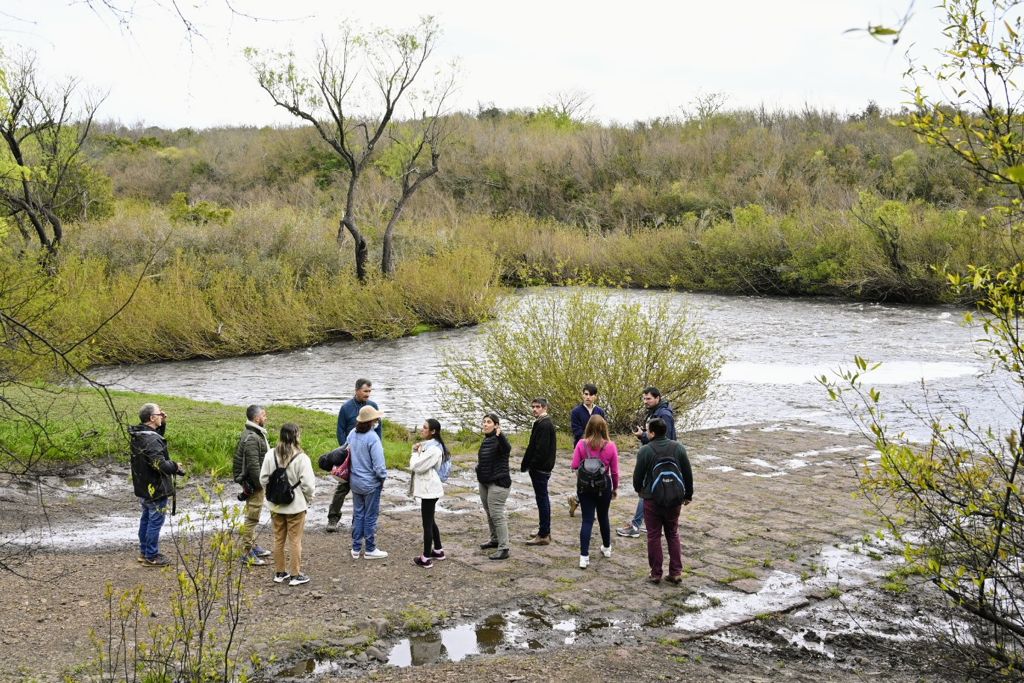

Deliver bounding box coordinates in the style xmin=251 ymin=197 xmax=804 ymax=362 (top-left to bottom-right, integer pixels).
xmin=340 ymin=215 xmax=368 ymax=282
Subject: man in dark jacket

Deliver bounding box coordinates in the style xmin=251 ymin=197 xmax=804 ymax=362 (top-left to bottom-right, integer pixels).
xmin=567 ymin=384 xmax=606 ymax=517
xmin=129 ymin=403 xmax=185 ymax=567
xmin=520 ymin=398 xmax=557 ymax=546
xmin=233 ymin=404 xmax=272 ymax=566
xmin=632 ymin=417 xmax=693 ymax=584
xmin=328 ymin=378 xmax=382 ymax=532
xmin=618 ymin=386 xmax=676 ymax=538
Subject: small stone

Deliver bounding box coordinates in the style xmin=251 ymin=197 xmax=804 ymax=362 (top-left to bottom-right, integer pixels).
xmin=364 ymin=646 xmax=387 ymax=662
xmin=354 ymin=652 xmax=368 ymax=664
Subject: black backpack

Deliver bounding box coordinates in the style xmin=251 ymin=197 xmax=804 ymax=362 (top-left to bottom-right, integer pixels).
xmin=649 ymin=447 xmax=687 ymax=509
xmin=576 ymin=444 xmax=607 ymax=494
xmin=265 ymin=450 xmax=301 ymax=505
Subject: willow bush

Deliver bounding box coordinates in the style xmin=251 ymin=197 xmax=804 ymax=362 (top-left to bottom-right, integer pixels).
xmin=441 ymin=290 xmax=723 ymax=433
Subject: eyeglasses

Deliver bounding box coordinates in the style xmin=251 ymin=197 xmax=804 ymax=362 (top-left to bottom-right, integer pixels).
xmin=154 ymin=412 xmax=167 ymax=417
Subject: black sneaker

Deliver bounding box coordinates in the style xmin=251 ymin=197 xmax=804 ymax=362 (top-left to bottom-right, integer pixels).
xmin=143 ymin=554 xmax=170 ymax=567
xmin=413 ymin=556 xmax=433 ymax=569
xmin=488 ymin=549 xmax=510 ymax=561
xmin=273 ymin=572 xmax=291 ymax=584
xmin=288 ymin=574 xmax=310 ymax=586
xmin=479 ymin=540 xmax=499 ymax=550
xmin=429 ymin=549 xmax=446 ymax=561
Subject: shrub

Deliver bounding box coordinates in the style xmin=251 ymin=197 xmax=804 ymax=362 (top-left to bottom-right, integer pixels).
xmin=396 ymin=245 xmax=504 ymax=327
xmin=441 ymin=289 xmax=723 ymax=432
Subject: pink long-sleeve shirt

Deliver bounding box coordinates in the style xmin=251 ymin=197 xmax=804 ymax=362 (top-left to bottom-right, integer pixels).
xmin=570 ymin=439 xmax=620 ymax=491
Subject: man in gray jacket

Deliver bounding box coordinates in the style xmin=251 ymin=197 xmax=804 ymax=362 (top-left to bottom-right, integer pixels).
xmin=234 ymin=404 xmax=273 ymax=565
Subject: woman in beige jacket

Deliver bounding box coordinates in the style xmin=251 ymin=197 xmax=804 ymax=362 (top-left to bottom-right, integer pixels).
xmin=259 ymin=423 xmax=316 ymax=586
xmin=408 ymin=418 xmax=447 ymax=568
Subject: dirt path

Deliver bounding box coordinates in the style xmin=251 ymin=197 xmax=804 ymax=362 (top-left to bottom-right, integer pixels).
xmin=0 ymin=422 xmax=962 ymax=682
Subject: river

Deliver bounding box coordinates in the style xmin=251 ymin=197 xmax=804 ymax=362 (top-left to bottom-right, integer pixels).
xmin=91 ymin=288 xmax=1016 ymax=441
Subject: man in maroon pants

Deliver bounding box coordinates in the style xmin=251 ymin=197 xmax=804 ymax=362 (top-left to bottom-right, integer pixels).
xmin=631 ymin=417 xmax=693 ymax=584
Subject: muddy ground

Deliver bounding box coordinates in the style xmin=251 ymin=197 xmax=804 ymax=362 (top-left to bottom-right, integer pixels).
xmin=0 ymin=421 xmax=968 ymax=682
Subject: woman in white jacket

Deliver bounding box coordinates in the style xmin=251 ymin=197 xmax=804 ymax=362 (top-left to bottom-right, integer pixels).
xmin=259 ymin=423 xmax=316 ymax=586
xmin=409 ymin=418 xmax=448 ymax=568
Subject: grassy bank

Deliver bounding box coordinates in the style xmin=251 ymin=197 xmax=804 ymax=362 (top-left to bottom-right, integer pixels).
xmin=0 ymin=387 xmax=450 ymax=475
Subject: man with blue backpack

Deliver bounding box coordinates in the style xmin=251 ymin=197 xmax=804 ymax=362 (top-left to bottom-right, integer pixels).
xmin=632 ymin=416 xmax=693 ymax=585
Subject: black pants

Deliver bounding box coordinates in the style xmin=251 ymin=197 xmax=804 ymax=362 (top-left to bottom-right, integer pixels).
xmin=421 ymin=497 xmax=442 ymax=557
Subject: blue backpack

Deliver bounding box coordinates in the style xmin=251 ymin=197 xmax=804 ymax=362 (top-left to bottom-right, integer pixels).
xmin=436 ymin=450 xmax=452 ymax=482
xmin=649 ymin=449 xmax=686 ymax=509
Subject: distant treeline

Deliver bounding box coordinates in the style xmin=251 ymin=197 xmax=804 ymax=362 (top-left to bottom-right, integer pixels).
xmin=85 ymin=104 xmax=987 ymax=230
xmin=4 ymin=105 xmax=1008 ymax=367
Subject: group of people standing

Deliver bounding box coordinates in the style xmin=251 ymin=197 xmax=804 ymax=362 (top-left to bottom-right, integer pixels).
xmin=128 ymin=380 xmax=694 ymax=587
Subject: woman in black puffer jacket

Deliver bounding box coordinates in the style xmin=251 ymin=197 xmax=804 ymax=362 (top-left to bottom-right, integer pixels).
xmin=476 ymin=412 xmax=512 ymax=560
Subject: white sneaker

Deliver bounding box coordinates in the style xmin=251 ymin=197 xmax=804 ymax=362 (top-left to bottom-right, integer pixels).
xmin=364 ymin=548 xmax=388 ymax=559
xmin=600 ymin=545 xmax=612 ymax=558
xmin=350 ymin=549 xmax=361 ymax=559
xmin=579 ymin=555 xmax=589 ymax=569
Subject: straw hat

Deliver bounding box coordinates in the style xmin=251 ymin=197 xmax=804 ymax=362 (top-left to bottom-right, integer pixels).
xmin=356 ymin=405 xmax=382 ymax=423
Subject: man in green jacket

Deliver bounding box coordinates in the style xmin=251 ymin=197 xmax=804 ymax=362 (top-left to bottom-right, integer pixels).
xmin=234 ymin=404 xmax=273 ymax=566
xmin=632 ymin=417 xmax=693 ymax=585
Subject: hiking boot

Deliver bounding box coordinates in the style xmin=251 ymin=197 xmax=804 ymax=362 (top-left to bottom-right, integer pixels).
xmin=136 ymin=554 xmax=145 ymax=564
xmin=488 ymin=549 xmax=510 ymax=561
xmin=600 ymin=545 xmax=612 ymax=558
xmin=647 ymin=574 xmax=662 ymax=584
xmin=241 ymin=551 xmax=267 ymax=566
xmin=665 ymin=575 xmax=682 ymax=585
xmin=525 ymin=535 xmax=550 ymax=546
xmin=479 ymin=540 xmax=499 ymax=550
xmin=326 ymin=521 xmax=339 ymax=533
xmin=616 ymin=524 xmax=641 ymax=538
xmin=288 ymin=574 xmax=310 ymax=586
xmin=429 ymin=549 xmax=446 ymax=561
xmin=525 ymin=530 xmax=539 ymax=541
xmin=143 ymin=554 xmax=170 ymax=567
xmin=364 ymin=548 xmax=388 ymax=559
xmin=579 ymin=555 xmax=589 ymax=569
xmin=413 ymin=556 xmax=434 ymax=569
xmin=273 ymin=572 xmax=291 ymax=584
xmin=252 ymin=545 xmax=272 ymax=558
xmin=568 ymin=495 xmax=578 ymax=517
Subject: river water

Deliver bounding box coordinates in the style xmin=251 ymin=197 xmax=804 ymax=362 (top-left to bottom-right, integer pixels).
xmin=91 ymin=288 xmax=1016 ymax=441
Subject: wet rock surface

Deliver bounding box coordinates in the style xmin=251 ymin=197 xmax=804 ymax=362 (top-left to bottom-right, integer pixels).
xmin=0 ymin=422 xmax=966 ymax=681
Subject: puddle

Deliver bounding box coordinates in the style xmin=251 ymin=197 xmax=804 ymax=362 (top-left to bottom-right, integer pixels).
xmin=386 ymin=608 xmax=636 ymax=668
xmin=673 ymin=541 xmax=895 ymax=634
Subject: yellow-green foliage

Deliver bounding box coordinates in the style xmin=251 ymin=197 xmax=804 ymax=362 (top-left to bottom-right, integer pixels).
xmin=442 ymin=289 xmax=723 ymax=432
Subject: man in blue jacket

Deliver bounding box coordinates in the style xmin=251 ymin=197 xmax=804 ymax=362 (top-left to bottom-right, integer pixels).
xmin=567 ymin=384 xmax=606 ymax=517
xmin=327 ymin=378 xmax=382 ymax=532
xmin=618 ymin=386 xmax=675 ymax=538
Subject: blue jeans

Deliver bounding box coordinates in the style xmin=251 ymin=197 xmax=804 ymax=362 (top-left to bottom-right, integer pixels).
xmin=138 ymin=497 xmax=168 ymax=559
xmin=579 ymin=484 xmax=613 ymax=556
xmin=630 ymin=499 xmax=645 ymax=529
xmin=351 ymin=487 xmax=383 ymax=552
xmin=528 ymin=469 xmax=552 ymax=537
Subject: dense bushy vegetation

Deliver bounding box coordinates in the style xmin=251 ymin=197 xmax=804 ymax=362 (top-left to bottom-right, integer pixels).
xmin=2 ymin=100 xmax=1013 ymax=366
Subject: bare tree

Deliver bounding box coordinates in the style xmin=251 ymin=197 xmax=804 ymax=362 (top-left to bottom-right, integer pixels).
xmin=247 ymin=17 xmax=451 ymax=281
xmin=379 ymin=75 xmax=456 ymax=275
xmin=0 ymin=50 xmax=103 ymax=259
xmin=549 ymin=89 xmax=593 ymax=122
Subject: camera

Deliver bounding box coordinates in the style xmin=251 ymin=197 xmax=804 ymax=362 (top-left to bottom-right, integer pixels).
xmin=237 ymin=481 xmax=253 ymax=501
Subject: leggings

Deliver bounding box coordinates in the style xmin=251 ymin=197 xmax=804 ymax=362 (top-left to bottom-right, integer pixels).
xmin=421 ymin=497 xmax=442 ymax=556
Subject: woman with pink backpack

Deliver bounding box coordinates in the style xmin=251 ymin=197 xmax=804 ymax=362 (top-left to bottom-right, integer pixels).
xmin=570 ymin=414 xmax=619 ymax=569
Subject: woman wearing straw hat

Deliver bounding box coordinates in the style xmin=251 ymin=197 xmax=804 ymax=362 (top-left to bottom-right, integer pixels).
xmin=347 ymin=404 xmax=389 ymax=559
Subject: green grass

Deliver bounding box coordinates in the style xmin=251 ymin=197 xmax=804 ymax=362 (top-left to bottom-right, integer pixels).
xmin=0 ymin=385 xmax=421 ymax=476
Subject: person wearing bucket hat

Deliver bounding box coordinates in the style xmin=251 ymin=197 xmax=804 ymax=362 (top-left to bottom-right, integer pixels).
xmin=327 ymin=379 xmax=382 ymax=532
xmin=347 ymin=403 xmax=389 ymax=559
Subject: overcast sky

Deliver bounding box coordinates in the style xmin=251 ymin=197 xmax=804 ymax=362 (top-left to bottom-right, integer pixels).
xmin=6 ymin=0 xmax=943 ymax=128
